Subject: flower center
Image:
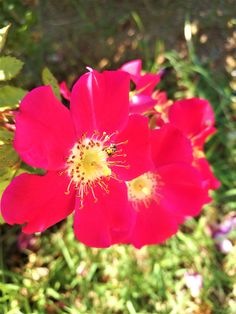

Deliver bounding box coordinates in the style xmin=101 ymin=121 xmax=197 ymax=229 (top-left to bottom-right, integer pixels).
xmin=68 ymin=138 xmax=111 ymax=184
xmin=65 ymin=131 xmax=128 ymax=207
xmin=127 ymin=172 xmax=161 ymax=210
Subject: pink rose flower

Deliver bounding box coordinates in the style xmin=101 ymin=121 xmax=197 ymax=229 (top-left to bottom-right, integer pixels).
xmin=1 ymin=69 xmax=153 ymax=248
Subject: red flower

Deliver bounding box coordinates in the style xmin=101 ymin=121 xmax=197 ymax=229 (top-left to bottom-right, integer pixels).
xmin=120 ymin=59 xmax=162 ymax=113
xmin=0 ymin=69 xmax=153 ymax=248
xmin=124 ymin=124 xmax=210 ymax=248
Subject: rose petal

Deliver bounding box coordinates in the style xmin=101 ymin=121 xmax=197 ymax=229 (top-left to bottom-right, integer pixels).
xmin=151 ymin=124 xmax=193 ymax=167
xmin=158 ymin=164 xmax=211 ymax=217
xmin=135 ymin=73 xmax=161 ymax=95
xmin=70 ymin=70 xmax=130 ymax=136
xmin=129 ymin=94 xmax=156 ymax=114
xmin=113 ymin=114 xmax=154 ymax=181
xmin=14 ymin=86 xmax=76 ymax=170
xmin=120 ymin=59 xmax=142 ymax=79
xmin=127 ymin=201 xmax=178 ymax=248
xmin=194 ymin=157 xmax=221 ymax=190
xmin=1 ymin=171 xmax=75 ymax=233
xmin=73 ymin=179 xmax=134 ymax=248
xmin=193 ymin=126 xmax=217 ymax=147
xmin=169 ymin=98 xmax=215 ymax=141
xmin=59 ymin=81 xmax=71 ymax=101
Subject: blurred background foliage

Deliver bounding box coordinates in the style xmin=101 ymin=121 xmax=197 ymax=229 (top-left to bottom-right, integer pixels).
xmin=0 ymin=0 xmax=236 ymax=313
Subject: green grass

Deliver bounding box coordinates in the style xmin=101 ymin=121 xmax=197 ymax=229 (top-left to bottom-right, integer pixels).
xmin=1 ymin=213 xmax=235 ymax=313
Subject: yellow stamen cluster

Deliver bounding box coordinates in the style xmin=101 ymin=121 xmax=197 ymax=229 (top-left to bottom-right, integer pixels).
xmin=64 ymin=131 xmax=128 ymax=207
xmin=127 ymin=172 xmax=161 ymax=210
xmin=67 ymin=138 xmax=111 ymax=185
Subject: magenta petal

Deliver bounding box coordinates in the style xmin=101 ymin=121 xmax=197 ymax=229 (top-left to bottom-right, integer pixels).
xmin=158 ymin=164 xmax=210 ymax=218
xmin=135 ymin=73 xmax=161 ymax=95
xmin=1 ymin=172 xmax=75 ymax=233
xmin=70 ymin=70 xmax=130 ymax=136
xmin=120 ymin=59 xmax=142 ymax=79
xmin=128 ymin=201 xmax=178 ymax=248
xmin=151 ymin=124 xmax=193 ymax=167
xmin=193 ymin=126 xmax=217 ymax=147
xmin=73 ymin=179 xmax=135 ymax=248
xmin=129 ymin=94 xmax=156 ymax=114
xmin=114 ymin=114 xmax=154 ymax=181
xmin=14 ymin=86 xmax=76 ymax=170
xmin=59 ymin=81 xmax=71 ymax=101
xmin=169 ymin=98 xmax=215 ymax=140
xmin=194 ymin=157 xmax=221 ymax=190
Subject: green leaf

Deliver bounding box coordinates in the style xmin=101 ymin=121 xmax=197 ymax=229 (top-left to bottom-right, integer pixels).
xmin=0 ymin=56 xmax=24 ymax=81
xmin=0 ymin=128 xmax=20 ymax=206
xmin=0 ymin=213 xmax=4 ymax=224
xmin=0 ymin=127 xmax=19 ymax=173
xmin=0 ymin=168 xmax=14 ymax=203
xmin=0 ymin=24 xmax=11 ymax=52
xmin=0 ymin=127 xmax=14 ymax=143
xmin=0 ymin=85 xmax=27 ymax=109
xmin=0 ymin=144 xmax=19 ymax=171
xmin=42 ymin=67 xmax=61 ymax=100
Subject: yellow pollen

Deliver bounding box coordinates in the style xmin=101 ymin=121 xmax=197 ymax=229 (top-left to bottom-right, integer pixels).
xmin=127 ymin=172 xmax=161 ymax=210
xmin=193 ymin=146 xmax=205 ymax=159
xmin=64 ymin=131 xmax=128 ymax=206
xmin=78 ymin=142 xmax=111 ymax=181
